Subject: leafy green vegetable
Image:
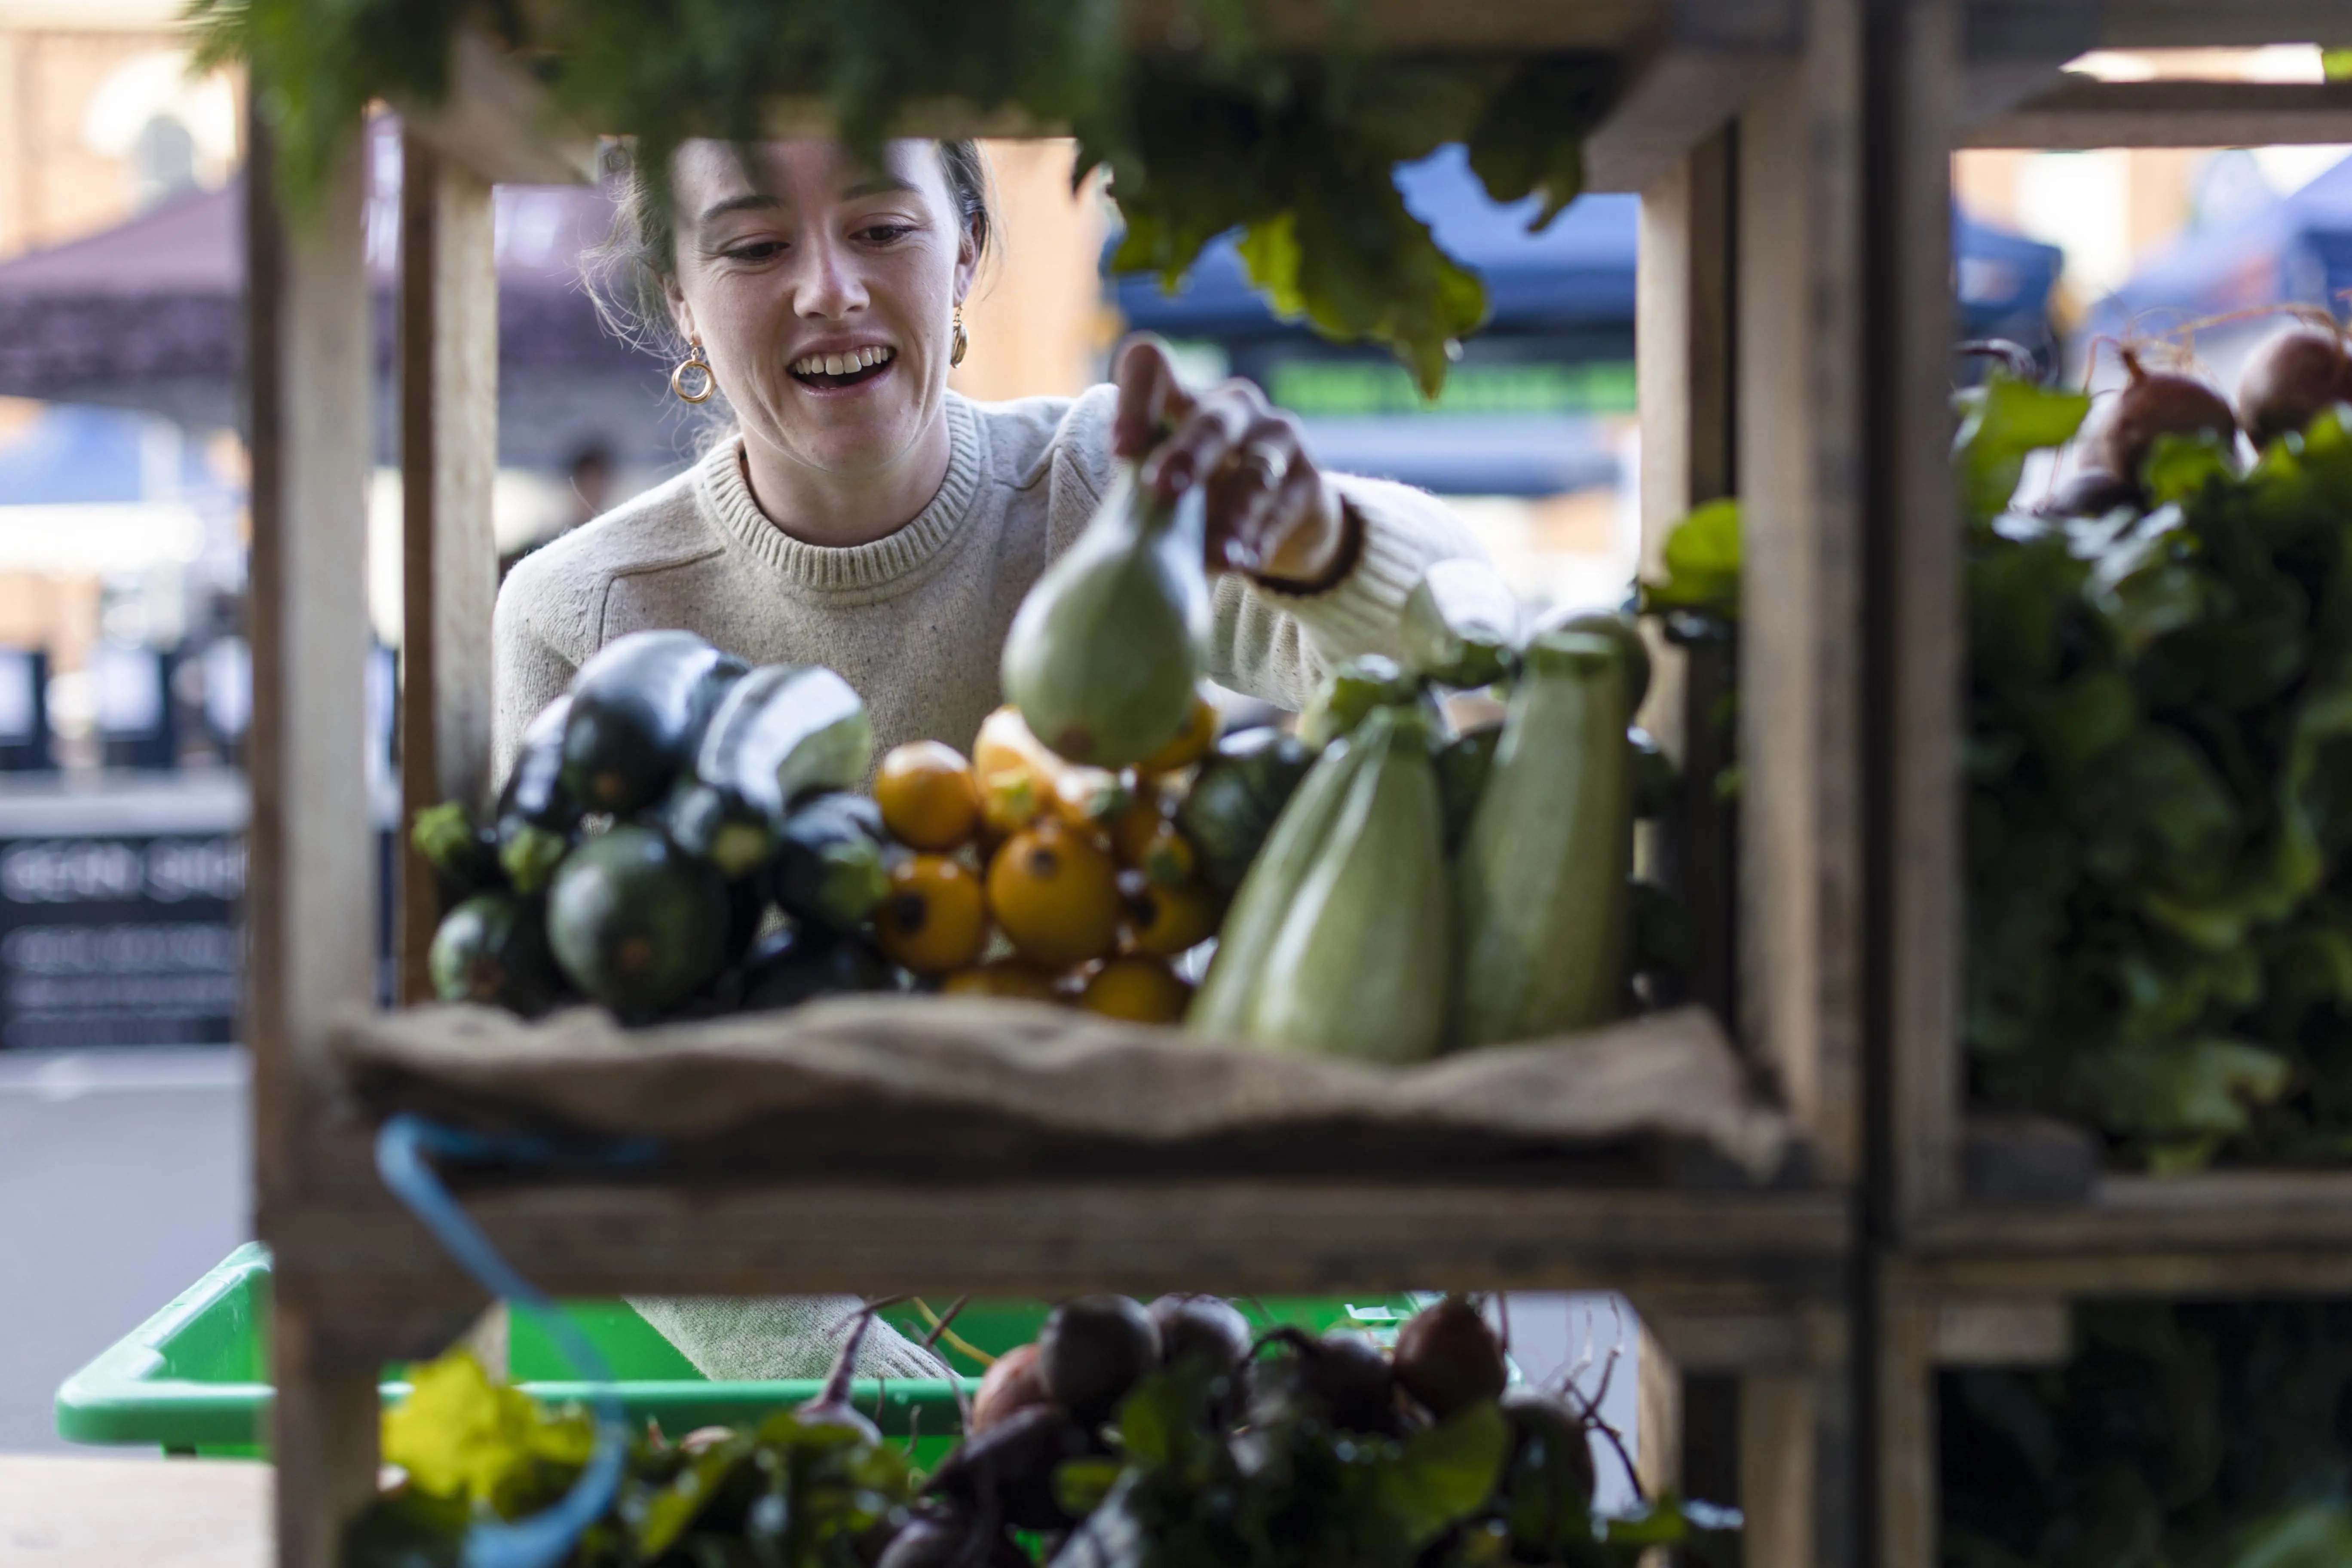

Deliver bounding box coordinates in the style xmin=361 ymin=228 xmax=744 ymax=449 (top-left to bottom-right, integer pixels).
xmin=1639 ymin=500 xmax=1741 ymax=622
xmin=1963 ymin=384 xmax=2352 ymax=1166
xmin=1944 ymin=1302 xmax=2352 ymax=1568
xmin=348 ymin=1347 xmax=915 ymax=1568
xmin=382 ymin=1350 xmax=595 ymax=1520
xmin=190 ymin=0 xmax=1611 ymax=394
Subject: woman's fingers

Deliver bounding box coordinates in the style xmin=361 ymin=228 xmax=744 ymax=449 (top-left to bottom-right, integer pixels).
xmin=1111 ymin=337 xmax=1194 ymax=459
xmin=1255 ymin=463 xmax=1347 ymax=586
xmin=1143 ymin=380 xmax=1263 ymax=499
xmin=1202 ymin=414 xmax=1305 ymax=573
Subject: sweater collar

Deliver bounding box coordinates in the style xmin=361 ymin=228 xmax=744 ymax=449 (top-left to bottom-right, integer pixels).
xmin=695 ymin=393 xmax=984 ymax=599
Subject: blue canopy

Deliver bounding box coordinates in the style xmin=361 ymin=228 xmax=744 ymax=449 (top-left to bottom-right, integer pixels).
xmin=1112 ymin=144 xmax=2060 ymax=344
xmin=2099 ymin=152 xmax=2352 ymax=327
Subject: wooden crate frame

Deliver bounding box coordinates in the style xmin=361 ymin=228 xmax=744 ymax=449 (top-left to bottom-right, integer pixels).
xmin=239 ymin=3 xmax=1885 ymax=1561
xmin=1881 ymin=0 xmax=2352 ymax=1283
xmin=1871 ymin=5 xmax=2352 ymax=1564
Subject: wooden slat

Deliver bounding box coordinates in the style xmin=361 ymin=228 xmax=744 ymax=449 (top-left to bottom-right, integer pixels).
xmin=244 ymin=116 xmax=378 ymax=1220
xmin=395 ymin=136 xmax=500 ymax=1004
xmin=1934 ymin=1299 xmax=2070 ymax=1366
xmin=1968 ymin=0 xmax=2352 ymax=55
xmin=1874 ymin=1284 xmax=1939 ymax=1568
xmin=1965 ymin=78 xmax=2352 ymax=148
xmin=1125 ymin=0 xmax=1660 ymax=51
xmin=1741 ymin=1372 xmax=1825 ymax=1568
xmin=1636 ymin=128 xmax=1739 ymax=1024
xmin=247 ymin=108 xmax=382 ymax=1568
xmin=398 ymin=26 xmax=598 ymax=187
xmin=1635 ymin=1320 xmax=1681 ymax=1498
xmin=1912 ymin=1170 xmax=2352 ymax=1278
xmin=262 ymin=1180 xmax=1853 ymax=1308
xmin=1584 ymin=0 xmax=1798 ymax=194
xmin=1734 ymin=0 xmax=1864 ymax=1184
xmin=271 ymin=1298 xmax=380 ymax=1568
xmin=1870 ymin=0 xmax=1966 ymax=1234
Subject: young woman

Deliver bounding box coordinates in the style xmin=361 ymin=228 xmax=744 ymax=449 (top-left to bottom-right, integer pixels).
xmin=491 ymin=136 xmax=1489 ymax=1380
xmin=493 ymin=136 xmax=1485 ymax=776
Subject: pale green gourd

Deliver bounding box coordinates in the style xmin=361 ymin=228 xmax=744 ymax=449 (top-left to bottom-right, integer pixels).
xmin=1185 ymin=732 xmax=1369 ymax=1040
xmin=1451 ymin=629 xmax=1634 ymax=1048
xmin=1000 ymin=466 xmax=1210 ymax=767
xmin=1236 ymin=705 xmax=1452 ymax=1064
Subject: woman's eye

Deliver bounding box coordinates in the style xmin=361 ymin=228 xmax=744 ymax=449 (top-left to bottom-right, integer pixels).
xmin=725 ymin=241 xmax=785 ymax=261
xmin=860 ymin=225 xmax=915 ymax=245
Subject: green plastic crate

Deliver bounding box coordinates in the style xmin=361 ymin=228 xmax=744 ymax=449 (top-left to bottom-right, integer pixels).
xmin=57 ymin=1243 xmax=1423 ymax=1460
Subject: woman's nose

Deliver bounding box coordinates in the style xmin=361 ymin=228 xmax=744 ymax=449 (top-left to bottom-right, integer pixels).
xmin=792 ymin=233 xmax=867 ymax=318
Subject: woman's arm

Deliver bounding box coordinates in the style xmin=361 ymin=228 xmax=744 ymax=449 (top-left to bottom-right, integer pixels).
xmin=1209 ymin=476 xmax=1490 ymax=710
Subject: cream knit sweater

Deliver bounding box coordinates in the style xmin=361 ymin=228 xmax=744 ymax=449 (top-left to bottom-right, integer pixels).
xmin=489 ymin=383 xmax=1484 ymax=1384
xmin=493 ymin=385 xmax=1485 ymax=777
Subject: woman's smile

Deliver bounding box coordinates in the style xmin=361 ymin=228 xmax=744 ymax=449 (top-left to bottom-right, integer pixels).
xmin=787 ymin=343 xmax=898 ymax=394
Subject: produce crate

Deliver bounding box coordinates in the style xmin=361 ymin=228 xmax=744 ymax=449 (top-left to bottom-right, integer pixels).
xmin=55 ymin=1242 xmax=1420 ymax=1461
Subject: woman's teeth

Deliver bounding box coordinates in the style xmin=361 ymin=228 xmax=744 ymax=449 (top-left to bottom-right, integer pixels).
xmin=791 ymin=346 xmax=894 ymax=377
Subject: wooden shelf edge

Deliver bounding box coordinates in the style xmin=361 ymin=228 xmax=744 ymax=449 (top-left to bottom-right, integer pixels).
xmin=1584 ymin=0 xmax=1799 ymax=194
xmin=1968 ymin=0 xmax=2352 ymax=56
xmin=1898 ymin=1170 xmax=2352 ymax=1295
xmin=260 ymin=1178 xmax=1853 ymax=1307
xmin=1963 ymin=78 xmax=2352 ymax=150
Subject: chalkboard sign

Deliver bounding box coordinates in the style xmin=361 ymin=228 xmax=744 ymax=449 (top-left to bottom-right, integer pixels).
xmin=0 ymin=780 xmax=247 ymax=1050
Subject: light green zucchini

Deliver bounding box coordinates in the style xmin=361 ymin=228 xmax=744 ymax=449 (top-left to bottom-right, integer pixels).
xmin=1184 ymin=732 xmax=1371 ymax=1040
xmin=1400 ymin=558 xmax=1521 ymax=689
xmin=1451 ymin=629 xmax=1635 ymax=1048
xmin=1237 ymin=704 xmax=1452 ymax=1063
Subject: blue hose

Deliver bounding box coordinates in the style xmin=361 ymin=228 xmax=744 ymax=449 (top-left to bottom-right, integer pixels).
xmin=374 ymin=1114 xmax=660 ymax=1568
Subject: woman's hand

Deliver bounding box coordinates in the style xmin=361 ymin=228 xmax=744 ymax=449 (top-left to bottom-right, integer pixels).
xmin=1112 ymin=337 xmax=1359 ymax=590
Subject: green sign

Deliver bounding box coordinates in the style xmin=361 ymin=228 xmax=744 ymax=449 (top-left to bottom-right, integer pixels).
xmin=1267 ymin=359 xmax=1636 ymax=418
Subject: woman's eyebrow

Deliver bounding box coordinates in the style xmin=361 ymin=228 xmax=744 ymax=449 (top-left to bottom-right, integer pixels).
xmin=839 ymin=174 xmax=920 ymax=200
xmin=697 ymin=192 xmax=784 ymax=226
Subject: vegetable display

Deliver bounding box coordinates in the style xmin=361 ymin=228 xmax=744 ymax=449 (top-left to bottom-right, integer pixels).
xmin=1960 ymin=335 xmax=2352 ymax=1168
xmin=1942 ymin=1299 xmax=2352 ymax=1568
xmin=194 ymin=0 xmax=1609 ymax=395
xmin=420 ymin=577 xmax=1675 ymax=1046
xmin=349 ymin=1296 xmax=1733 ymax=1568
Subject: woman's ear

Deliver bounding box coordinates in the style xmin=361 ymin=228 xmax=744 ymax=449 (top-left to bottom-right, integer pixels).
xmin=952 ymin=225 xmax=980 ymax=307
xmin=665 ymin=276 xmax=698 ymax=344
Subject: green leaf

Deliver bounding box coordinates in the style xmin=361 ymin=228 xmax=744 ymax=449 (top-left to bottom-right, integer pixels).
xmin=1374 ymin=1399 xmax=1510 ymax=1547
xmin=1055 ymin=1457 xmax=1126 ymax=1520
xmin=1641 ymin=499 xmax=1741 ymax=618
xmin=382 ymin=1350 xmax=594 ymax=1516
xmin=2230 ymin=1502 xmax=2352 ymax=1568
xmin=1953 ymin=374 xmax=2092 ymax=528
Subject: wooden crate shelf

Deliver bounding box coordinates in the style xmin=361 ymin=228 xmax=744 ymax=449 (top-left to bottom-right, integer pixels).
xmin=241 ymin=0 xmax=1887 ymax=1556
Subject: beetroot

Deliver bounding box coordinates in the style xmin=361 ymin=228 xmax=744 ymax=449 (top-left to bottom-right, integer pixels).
xmin=2038 ymin=468 xmax=2141 ymax=520
xmin=874 ymin=1511 xmax=1029 ymax=1568
xmin=1038 ymin=1296 xmax=1161 ymax=1424
xmin=968 ymin=1342 xmax=1051 ymax=1434
xmin=1251 ymin=1328 xmax=1401 ymax=1435
xmin=798 ymin=1308 xmax=882 ymax=1444
xmin=1393 ymin=1296 xmax=1508 ymax=1419
xmin=923 ymin=1403 xmax=1097 ymax=1531
xmin=2236 ymin=323 xmax=2352 ymax=450
xmin=2091 ymin=346 xmax=2239 ymax=484
xmin=1147 ymin=1294 xmax=1253 ymax=1375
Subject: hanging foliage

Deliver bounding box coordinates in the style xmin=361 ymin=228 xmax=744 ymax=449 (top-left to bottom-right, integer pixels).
xmin=190 ymin=0 xmax=1611 ymax=395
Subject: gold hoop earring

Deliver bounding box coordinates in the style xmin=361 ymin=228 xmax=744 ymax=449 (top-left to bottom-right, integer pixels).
xmin=949 ymin=306 xmax=969 ymax=369
xmin=671 ymin=340 xmax=716 ymax=404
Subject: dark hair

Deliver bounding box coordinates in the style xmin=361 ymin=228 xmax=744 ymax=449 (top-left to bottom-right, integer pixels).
xmin=589 ymin=138 xmax=997 ymax=353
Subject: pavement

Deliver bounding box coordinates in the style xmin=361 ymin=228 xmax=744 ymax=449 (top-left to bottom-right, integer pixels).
xmin=0 ymin=1047 xmax=250 ymax=1456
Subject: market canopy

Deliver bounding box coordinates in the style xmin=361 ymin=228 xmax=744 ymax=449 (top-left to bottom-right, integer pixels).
xmin=2098 ymin=151 xmax=2352 ymax=328
xmin=0 ymin=124 xmax=676 ymax=469
xmin=1115 ymin=145 xmax=2063 ymax=348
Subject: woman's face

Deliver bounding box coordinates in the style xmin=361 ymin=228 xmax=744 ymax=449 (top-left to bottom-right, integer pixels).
xmin=665 ymin=139 xmax=975 ymax=482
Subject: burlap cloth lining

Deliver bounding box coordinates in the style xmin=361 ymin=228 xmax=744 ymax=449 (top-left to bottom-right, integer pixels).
xmin=334 ymin=998 xmax=1791 ymax=1183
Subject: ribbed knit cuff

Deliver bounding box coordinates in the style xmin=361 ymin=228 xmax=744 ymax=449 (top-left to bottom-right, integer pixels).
xmin=1256 ymin=479 xmax=1436 ymax=659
